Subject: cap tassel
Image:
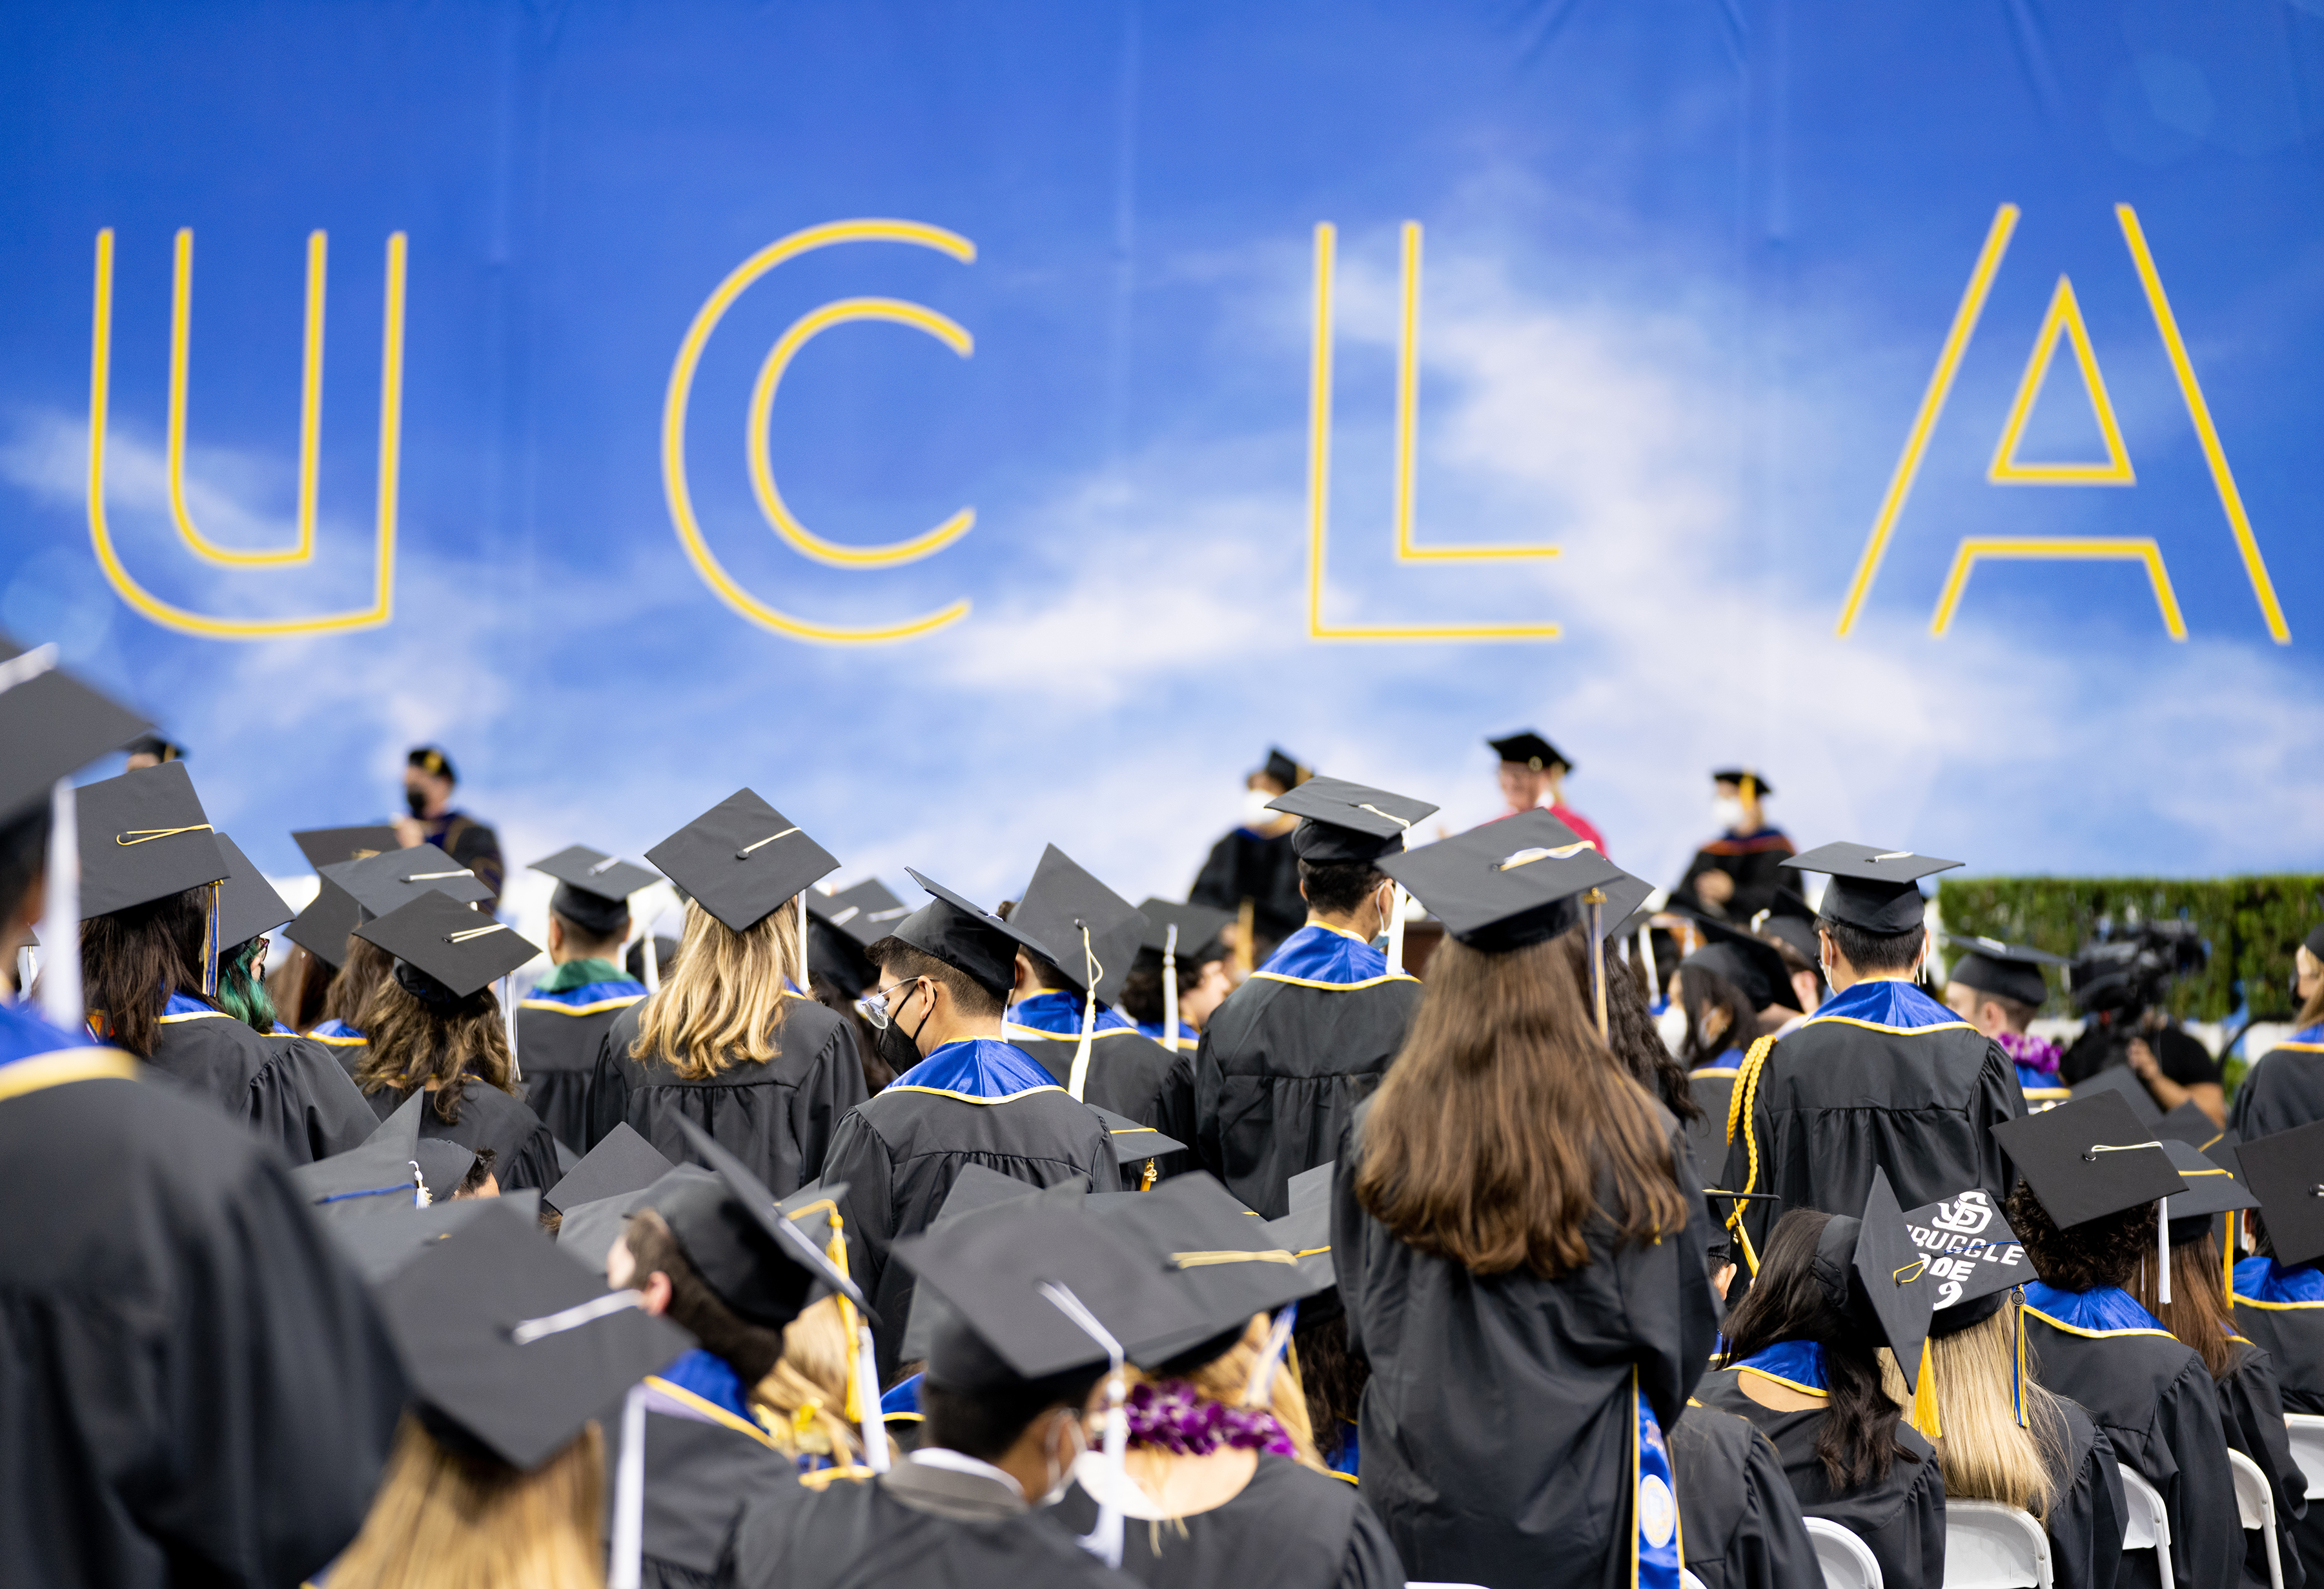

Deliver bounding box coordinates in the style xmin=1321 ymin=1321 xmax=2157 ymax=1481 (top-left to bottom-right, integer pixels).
xmin=608 ymin=1382 xmax=648 ymax=1589
xmin=1066 ymin=921 xmax=1101 ymax=1102
xmin=1584 ymin=887 xmax=1609 ymax=1043
xmin=795 ymin=891 xmax=810 ymax=1002
xmin=2225 ymin=1209 xmax=2237 ymax=1304
xmin=199 ymin=879 xmax=221 ymax=998
xmin=2011 ymin=1291 xmax=2027 ymax=1429
xmin=37 ymin=779 xmax=82 ymax=1031
xmin=501 ymin=974 xmax=521 ymax=1082
xmin=1161 ymin=922 xmax=1181 ymax=1051
xmin=642 ymin=923 xmax=660 ymax=992
xmin=1245 ymin=1302 xmax=1298 ymax=1407
xmin=2157 ymin=1197 xmax=2171 ymax=1306
xmin=1385 ymin=882 xmax=1409 ymax=975
xmin=824 ymin=1213 xmax=889 ymax=1473
xmin=1908 ymin=1339 xmax=1942 ymax=1442
xmin=1041 ymin=1280 xmax=1126 ymax=1569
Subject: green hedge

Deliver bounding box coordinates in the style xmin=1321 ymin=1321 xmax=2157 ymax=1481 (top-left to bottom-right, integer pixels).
xmin=1935 ymin=875 xmax=2324 ymax=1024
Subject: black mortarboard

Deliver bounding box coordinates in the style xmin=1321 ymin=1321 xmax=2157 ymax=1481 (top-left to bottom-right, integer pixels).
xmin=354 ymin=891 xmax=537 ymax=1000
xmin=211 ymin=833 xmax=295 ymax=949
xmin=326 ymin=842 xmax=493 ymax=920
xmin=284 ymin=877 xmax=363 ymax=969
xmin=0 ymin=634 xmax=150 ymax=820
xmin=2235 ymin=1122 xmax=2324 ymax=1268
xmin=895 ymin=1204 xmax=1187 ymax=1390
xmin=653 ymin=1116 xmax=867 ymax=1328
xmin=1287 ymin=1161 xmax=1334 ymax=1214
xmin=75 ymin=762 xmax=228 ymax=918
xmin=1681 ymin=915 xmax=1800 ymax=1012
xmin=898 ymin=1166 xmax=1092 ymax=1365
xmin=2156 ymin=1137 xmax=2255 ymax=1224
xmin=1711 ymin=768 xmax=1772 ymax=796
xmin=2156 ymin=1099 xmax=2232 ymax=1154
xmin=891 ymin=869 xmax=1052 ymax=1000
xmin=556 ymin=1164 xmax=717 ymax=1271
xmin=542 ymin=1122 xmax=675 ymax=1217
xmin=125 ymin=733 xmax=185 ymax=762
xmin=1784 ymin=843 xmax=1961 ymax=935
xmin=2066 ymin=1065 xmax=2164 ymax=1128
xmin=1262 ymin=1200 xmax=1335 ymax=1300
xmin=529 ymin=845 xmax=658 ymax=938
xmin=377 ymin=1202 xmax=690 ymax=1470
xmin=1136 ymin=899 xmax=1234 ymax=961
xmin=1008 ymin=846 xmax=1148 ymax=1006
xmin=646 ymin=789 xmax=837 ymax=935
xmin=1487 ymin=730 xmax=1570 ymax=773
xmin=1090 ymin=1171 xmax=1318 ymax=1369
xmin=807 ymin=878 xmax=911 ymax=947
xmin=329 ymin=1195 xmax=538 ymax=1285
xmin=1267 ymin=776 xmax=1441 ymax=865
xmin=2307 ymin=924 xmax=2324 ymax=963
xmin=1379 ymin=809 xmax=1650 ymax=953
xmin=1943 ymin=935 xmax=2066 ymax=1010
xmin=406 ymin=745 xmax=456 ymax=782
xmin=1900 ymin=1188 xmax=2031 ymax=1332
xmin=1816 ymin=1169 xmax=1935 ymax=1395
xmin=1090 ymin=1104 xmax=1185 ymax=1166
xmin=291 ymin=825 xmax=402 ymax=871
xmin=293 ymin=1092 xmax=479 ymax=1217
xmin=1993 ymin=1091 xmax=2186 ymax=1229
xmin=1260 ymin=747 xmax=1308 ymax=789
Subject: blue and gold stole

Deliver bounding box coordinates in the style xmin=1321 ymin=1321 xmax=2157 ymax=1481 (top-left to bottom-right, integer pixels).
xmin=1729 ymin=1339 xmax=1830 ymax=1396
xmin=309 ymin=1017 xmax=367 ymax=1046
xmin=0 ymin=999 xmax=136 ymax=1102
xmin=1805 ymin=978 xmax=1973 ymax=1037
xmin=890 ymin=1038 xmax=1061 ymax=1102
xmin=1005 ymin=989 xmax=1133 ymax=1037
xmin=2022 ymin=1281 xmax=2172 ymax=1335
xmin=2278 ymin=1023 xmax=2324 ymax=1055
xmin=1252 ymin=922 xmax=1414 ymax=991
xmin=1633 ymin=1368 xmax=1683 ymax=1588
xmin=2234 ymin=1256 xmax=2324 ymax=1308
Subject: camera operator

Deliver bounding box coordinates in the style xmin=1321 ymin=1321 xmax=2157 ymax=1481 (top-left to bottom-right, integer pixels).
xmin=2059 ymin=920 xmax=2224 ymax=1126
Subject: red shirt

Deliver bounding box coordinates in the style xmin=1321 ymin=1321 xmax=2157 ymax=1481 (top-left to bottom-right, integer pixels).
xmin=1478 ymin=801 xmax=1609 ymax=859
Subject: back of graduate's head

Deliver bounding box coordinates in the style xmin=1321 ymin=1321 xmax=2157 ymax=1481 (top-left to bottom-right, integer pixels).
xmin=1719 ymin=1209 xmax=1907 ymax=1492
xmin=613 ymin=1205 xmax=787 ymax=1389
xmin=327 ymin=1412 xmax=606 ymax=1589
xmin=1354 ymin=931 xmax=1689 ymax=1281
xmin=1296 ymin=856 xmax=1387 ymax=920
xmin=2003 ymin=1180 xmax=2154 ymax=1293
xmin=1816 ymin=912 xmax=1926 ymax=978
xmin=1677 ymin=959 xmax=1759 ymax=1069
xmin=212 ymin=936 xmax=278 ymax=1035
xmin=545 ymin=904 xmax=627 ymax=963
xmin=866 ymin=936 xmax=1005 ymax=1020
xmin=323 ymin=930 xmax=398 ymax=1029
xmin=1879 ymin=1299 xmax=2064 ymax=1520
xmin=0 ymin=797 xmax=49 ymax=941
xmin=1562 ymin=927 xmax=1695 ymax=1123
xmin=79 ymin=885 xmax=212 ymax=1059
xmin=2127 ymin=1216 xmax=2238 ymax=1382
xmin=628 ymin=896 xmax=800 ymax=1078
xmin=353 ymin=969 xmax=513 ymax=1125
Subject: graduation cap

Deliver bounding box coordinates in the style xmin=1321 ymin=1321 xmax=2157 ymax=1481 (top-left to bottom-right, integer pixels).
xmin=1259 ymin=747 xmax=1309 ymax=789
xmin=291 ymin=825 xmax=402 ymax=871
xmin=652 ymin=1116 xmax=868 ymax=1328
xmin=1942 ymin=935 xmax=2067 ymax=1010
xmin=283 ymin=877 xmax=363 ymax=969
xmin=328 ymin=1193 xmax=542 ymax=1286
xmin=212 ymin=834 xmax=295 ymax=949
xmin=1900 ymin=1188 xmax=2032 ymax=1335
xmin=807 ymin=878 xmax=911 ymax=947
xmin=354 ymin=890 xmax=537 ymax=1001
xmin=0 ymin=633 xmax=151 ymax=821
xmin=74 ymin=762 xmax=228 ymax=918
xmin=645 ymin=789 xmax=837 ymax=934
xmin=1136 ymin=899 xmax=1234 ymax=962
xmin=1267 ymin=775 xmax=1441 ymax=865
xmin=2156 ymin=1135 xmax=2254 ymax=1237
xmin=1992 ymin=1091 xmax=2186 ymax=1230
xmin=540 ymin=1122 xmax=675 ymax=1217
xmin=1680 ymin=914 xmax=1800 ymax=1013
xmin=2307 ymin=924 xmax=2324 ymax=964
xmin=2156 ymin=1098 xmax=2232 ymax=1155
xmin=1817 ymin=1169 xmax=1937 ymax=1413
xmin=1089 ymin=1170 xmax=1320 ymax=1369
xmin=1008 ymin=846 xmax=1148 ymax=1006
xmin=1782 ymin=843 xmax=1962 ymax=936
xmin=530 ymin=845 xmax=660 ymax=939
xmin=326 ymin=842 xmax=493 ymax=920
xmin=1711 ymin=768 xmax=1772 ymax=797
xmin=1287 ymin=1160 xmax=1334 ymax=1215
xmin=1378 ymin=809 xmax=1651 ymax=953
xmin=2066 ymin=1064 xmax=2164 ymax=1128
xmin=555 ymin=1163 xmax=718 ymax=1271
xmin=292 ymin=1092 xmax=479 ymax=1219
xmin=891 ymin=869 xmax=1052 ymax=1000
xmin=2234 ymin=1122 xmax=2324 ymax=1268
xmin=1487 ymin=730 xmax=1571 ymax=773
xmin=898 ymin=1167 xmax=1094 ymax=1364
xmin=375 ymin=1201 xmax=691 ymax=1471
xmin=1090 ymin=1105 xmax=1183 ymax=1166
xmin=1261 ymin=1200 xmax=1335 ymax=1301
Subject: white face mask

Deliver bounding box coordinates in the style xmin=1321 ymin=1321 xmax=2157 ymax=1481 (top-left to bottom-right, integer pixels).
xmin=1713 ymin=795 xmax=1747 ymax=832
xmin=1241 ymin=787 xmax=1279 ymax=826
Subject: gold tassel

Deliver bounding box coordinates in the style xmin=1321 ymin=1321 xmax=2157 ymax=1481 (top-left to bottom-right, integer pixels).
xmin=824 ymin=1215 xmax=864 ymax=1425
xmin=1909 ymin=1339 xmax=1942 ymax=1441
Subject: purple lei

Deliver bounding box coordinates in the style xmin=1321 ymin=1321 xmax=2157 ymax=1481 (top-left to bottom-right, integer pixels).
xmin=1125 ymin=1380 xmax=1296 ymax=1458
xmin=1998 ymin=1029 xmax=2061 ymax=1077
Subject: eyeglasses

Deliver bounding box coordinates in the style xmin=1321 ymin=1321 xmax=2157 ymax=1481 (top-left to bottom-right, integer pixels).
xmin=856 ymin=977 xmax=924 ymax=1031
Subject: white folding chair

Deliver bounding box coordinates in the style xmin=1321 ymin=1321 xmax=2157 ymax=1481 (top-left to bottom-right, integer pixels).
xmin=2285 ymin=1413 xmax=2324 ymax=1499
xmin=1681 ymin=1573 xmax=1710 ymax=1589
xmin=1804 ymin=1515 xmax=1884 ymax=1589
xmin=1942 ymin=1499 xmax=2052 ymax=1588
xmin=2117 ymin=1467 xmax=2175 ymax=1589
xmin=2229 ymin=1448 xmax=2285 ymax=1589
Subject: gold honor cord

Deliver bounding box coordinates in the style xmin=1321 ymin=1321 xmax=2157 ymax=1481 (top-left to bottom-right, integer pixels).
xmin=660 ymin=219 xmax=976 ymax=643
xmin=87 ymin=228 xmax=405 ymax=638
xmin=1170 ymin=1250 xmax=1300 ymax=1268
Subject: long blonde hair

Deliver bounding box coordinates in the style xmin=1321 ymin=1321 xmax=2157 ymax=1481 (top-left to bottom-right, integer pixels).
xmin=1127 ymin=1313 xmax=1324 ymax=1472
xmin=328 ymin=1414 xmax=604 ymax=1589
xmin=629 ymin=898 xmax=801 ymax=1080
xmin=1879 ymin=1303 xmax=2065 ymax=1519
xmin=753 ymin=1296 xmax=861 ymax=1463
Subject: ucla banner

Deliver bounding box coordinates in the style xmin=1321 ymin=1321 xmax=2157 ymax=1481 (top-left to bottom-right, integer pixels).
xmin=2 ymin=1 xmax=2318 ymax=908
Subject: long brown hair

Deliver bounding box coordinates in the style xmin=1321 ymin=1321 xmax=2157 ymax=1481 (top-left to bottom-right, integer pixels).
xmin=269 ymin=940 xmax=338 ymax=1033
xmin=325 ymin=933 xmax=396 ymax=1030
xmin=629 ymin=898 xmax=800 ymax=1080
xmin=354 ymin=974 xmax=515 ymax=1126
xmin=2128 ymin=1227 xmax=2238 ymax=1381
xmin=328 ymin=1413 xmax=604 ymax=1589
xmin=1355 ymin=933 xmax=1689 ymax=1278
xmin=80 ymin=886 xmax=210 ymax=1058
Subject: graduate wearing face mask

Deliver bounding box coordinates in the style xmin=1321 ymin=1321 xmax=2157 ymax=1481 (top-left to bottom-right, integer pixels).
xmin=1673 ymin=770 xmax=1794 ymax=925
xmin=390 ymin=745 xmax=506 ymax=908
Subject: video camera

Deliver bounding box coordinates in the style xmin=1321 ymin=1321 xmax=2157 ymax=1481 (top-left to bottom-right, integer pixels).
xmin=2068 ymin=917 xmax=2208 ymax=1020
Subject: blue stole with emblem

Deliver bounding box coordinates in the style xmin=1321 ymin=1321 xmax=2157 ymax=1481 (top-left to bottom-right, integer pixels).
xmin=1257 ymin=923 xmax=1396 ymax=986
xmin=1811 ymin=978 xmax=1962 ymax=1031
xmin=892 ymin=1038 xmax=1057 ymax=1098
xmin=658 ymin=1348 xmax=752 ymax=1422
xmin=1633 ymin=1369 xmax=1682 ymax=1587
xmin=2236 ymin=1256 xmax=2324 ymax=1306
xmin=2023 ymin=1281 xmax=2166 ymax=1332
xmin=1007 ymin=990 xmax=1132 ymax=1036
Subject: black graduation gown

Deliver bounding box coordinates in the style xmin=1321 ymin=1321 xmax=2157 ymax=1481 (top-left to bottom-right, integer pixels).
xmin=2038 ymin=1397 xmax=2126 ymax=1589
xmin=2221 ymin=1338 xmax=2309 ymax=1589
xmin=822 ymin=1082 xmax=1119 ymax=1381
xmin=717 ymin=1463 xmax=1137 ymax=1589
xmin=611 ymin=1384 xmax=800 ymax=1589
xmin=1671 ymin=830 xmax=1796 ymax=924
xmin=2229 ymin=1042 xmax=2324 ymax=1141
xmin=1684 ymin=1066 xmax=1739 ymax=1199
xmin=585 ymin=996 xmax=868 ymax=1200
xmin=1691 ymin=1370 xmax=1945 ymax=1589
xmin=365 ymin=1077 xmax=565 ymax=1195
xmin=2023 ymin=1306 xmax=2243 ymax=1589
xmin=1718 ymin=997 xmax=2024 ymax=1272
xmin=2243 ymin=1288 xmax=2324 ymax=1589
xmin=148 ymin=1006 xmax=378 ymax=1164
xmin=516 ymin=983 xmax=645 ymax=1150
xmin=1332 ymin=1105 xmax=1720 ymax=1588
xmin=1190 ymin=826 xmax=1305 ymax=956
xmin=1050 ymin=1455 xmax=1403 ymax=1589
xmin=1007 ymin=1027 xmax=1187 ymax=1186
xmin=0 ymin=1060 xmax=407 ymax=1586
xmin=1666 ymin=1403 xmax=1822 ymax=1589
xmin=1187 ymin=975 xmax=1422 ymax=1219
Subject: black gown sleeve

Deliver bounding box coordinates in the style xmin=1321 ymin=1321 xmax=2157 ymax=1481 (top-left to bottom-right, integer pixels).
xmin=2044 ymin=1408 xmax=2125 ymax=1589
xmin=2157 ymin=1354 xmax=2247 ymax=1589
xmin=1152 ymin=1044 xmax=1196 ymax=1177
xmin=1733 ymin=1422 xmax=1820 ymax=1589
xmin=1189 ymin=834 xmax=1242 ymax=914
xmin=2223 ymin=1344 xmax=2309 ymax=1589
xmin=789 ymin=1015 xmax=869 ymax=1188
xmin=1335 ymin=1493 xmax=1405 ymax=1589
xmin=824 ymin=1111 xmax=897 ymax=1346
xmin=258 ymin=1034 xmax=380 ymax=1162
xmin=584 ymin=1017 xmax=637 ymax=1149
xmin=1905 ymin=1455 xmax=1948 ymax=1589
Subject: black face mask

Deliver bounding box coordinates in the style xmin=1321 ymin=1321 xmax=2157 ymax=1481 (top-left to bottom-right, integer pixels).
xmin=404 ymin=787 xmax=431 ymax=819
xmin=875 ymin=984 xmax=933 ymax=1075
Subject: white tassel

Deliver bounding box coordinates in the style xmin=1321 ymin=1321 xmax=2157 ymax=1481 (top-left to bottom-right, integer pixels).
xmin=38 ymin=780 xmax=81 ymax=1031
xmin=1385 ymin=884 xmax=1409 ymax=975
xmin=1066 ymin=921 xmax=1101 ymax=1102
xmin=502 ymin=973 xmax=520 ymax=1082
xmin=1245 ymin=1303 xmax=1298 ymax=1407
xmin=609 ymin=1384 xmax=647 ymax=1589
xmin=2157 ymin=1197 xmax=2170 ymax=1306
xmin=1040 ymin=1282 xmax=1126 ymax=1570
xmin=857 ymin=1321 xmax=891 ymax=1473
xmin=642 ymin=926 xmax=660 ymax=992
xmin=1161 ymin=922 xmax=1180 ymax=1051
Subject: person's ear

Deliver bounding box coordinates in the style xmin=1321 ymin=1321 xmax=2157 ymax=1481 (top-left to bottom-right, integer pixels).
xmin=545 ymin=916 xmax=564 ymax=955
xmin=1296 ymin=878 xmax=1310 ymax=904
xmin=639 ymin=1270 xmax=674 ymax=1317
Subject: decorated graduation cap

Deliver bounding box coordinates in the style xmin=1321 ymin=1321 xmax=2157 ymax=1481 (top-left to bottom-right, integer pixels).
xmin=1090 ymin=1169 xmax=1321 ymax=1369
xmin=284 ymin=877 xmax=363 ymax=969
xmin=1711 ymin=767 xmax=1772 ymax=797
xmin=355 ymin=889 xmax=536 ymax=1002
xmin=75 ymin=762 xmax=228 ymax=918
xmin=1008 ymin=846 xmax=1148 ymax=1007
xmin=1136 ymin=898 xmax=1234 ymax=962
xmin=652 ymin=1115 xmax=868 ymax=1328
xmin=1944 ymin=935 xmax=2068 ymax=1010
xmin=1267 ymin=775 xmax=1440 ymax=865
xmin=291 ymin=825 xmax=401 ymax=871
xmin=1784 ymin=842 xmax=1962 ymax=936
xmin=1992 ymin=1091 xmax=2186 ymax=1229
xmin=891 ymin=867 xmax=1052 ymax=1000
xmin=376 ymin=1201 xmax=690 ymax=1471
xmin=646 ymin=788 xmax=837 ymax=934
xmin=212 ymin=834 xmax=295 ymax=949
xmin=1681 ymin=914 xmax=1800 ymax=1013
xmin=0 ymin=633 xmax=150 ymax=821
xmin=1901 ymin=1188 xmax=2032 ymax=1337
xmin=529 ymin=845 xmax=659 ymax=938
xmin=1488 ymin=729 xmax=1570 ymax=773
xmin=2066 ymin=1064 xmax=2164 ymax=1128
xmin=2234 ymin=1121 xmax=2324 ymax=1268
xmin=1817 ymin=1168 xmax=1940 ymax=1432
xmin=540 ymin=1121 xmax=675 ymax=1217
xmin=1259 ymin=747 xmax=1309 ymax=789
xmin=1378 ymin=808 xmax=1649 ymax=953
xmin=292 ymin=1092 xmax=478 ymax=1219
xmin=327 ymin=842 xmax=493 ymax=920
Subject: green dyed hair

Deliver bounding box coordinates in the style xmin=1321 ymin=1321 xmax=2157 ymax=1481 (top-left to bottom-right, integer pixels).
xmin=215 ymin=938 xmax=279 ymax=1035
